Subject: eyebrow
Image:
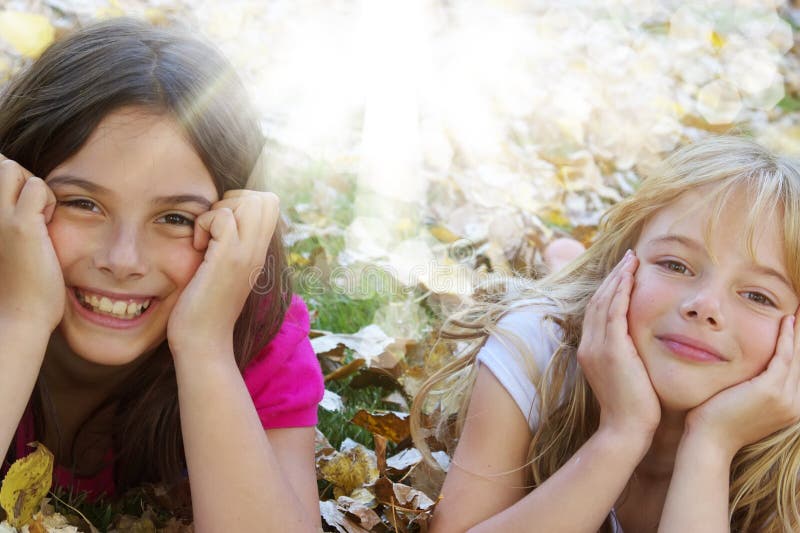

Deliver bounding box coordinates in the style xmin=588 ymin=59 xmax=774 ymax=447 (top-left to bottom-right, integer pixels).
xmin=647 ymin=234 xmax=793 ymax=290
xmin=47 ymin=175 xmax=213 ymax=210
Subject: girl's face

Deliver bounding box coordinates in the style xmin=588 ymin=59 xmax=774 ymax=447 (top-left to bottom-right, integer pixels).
xmin=628 ymin=188 xmax=799 ymax=412
xmin=45 ymin=108 xmax=219 ymax=366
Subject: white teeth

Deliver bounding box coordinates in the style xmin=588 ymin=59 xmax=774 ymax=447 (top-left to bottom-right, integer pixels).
xmin=76 ymin=289 xmax=151 ymax=319
xmin=99 ymin=297 xmax=114 ymax=312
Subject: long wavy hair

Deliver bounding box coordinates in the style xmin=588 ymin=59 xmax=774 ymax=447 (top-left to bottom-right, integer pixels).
xmin=411 ymin=136 xmax=800 ymax=532
xmin=0 ymin=18 xmax=290 ymax=493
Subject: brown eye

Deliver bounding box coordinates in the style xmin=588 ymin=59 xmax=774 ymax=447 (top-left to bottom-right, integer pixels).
xmin=59 ymin=199 xmax=100 ymax=212
xmin=743 ymin=291 xmax=775 ymax=307
xmin=158 ymin=213 xmax=194 ymax=226
xmin=659 ymin=260 xmax=688 ymax=274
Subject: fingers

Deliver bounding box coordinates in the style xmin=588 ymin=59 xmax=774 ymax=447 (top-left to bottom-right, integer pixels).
xmin=0 ymin=158 xmax=36 ymax=209
xmin=193 ymin=207 xmax=238 ymax=252
xmin=783 ymin=314 xmax=800 ymax=395
xmin=209 ymin=191 xmax=280 ymax=247
xmin=586 ymin=251 xmax=637 ymax=342
xmin=210 ymin=194 xmax=263 ymax=243
xmin=606 ymin=253 xmax=639 ymax=339
xmin=16 ymin=177 xmax=57 ymax=222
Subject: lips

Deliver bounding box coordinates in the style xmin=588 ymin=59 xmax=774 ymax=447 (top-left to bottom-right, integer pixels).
xmin=657 ymin=334 xmax=727 ymax=363
xmin=72 ymin=286 xmax=156 ymax=303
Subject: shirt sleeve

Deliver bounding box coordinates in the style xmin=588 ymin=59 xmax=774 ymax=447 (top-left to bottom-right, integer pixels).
xmin=476 ymin=302 xmax=562 ymax=432
xmin=243 ymin=295 xmax=324 ymax=429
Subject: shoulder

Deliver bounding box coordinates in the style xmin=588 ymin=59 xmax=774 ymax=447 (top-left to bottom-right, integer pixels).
xmin=476 ymin=298 xmax=564 ymax=431
xmin=243 ymin=295 xmax=324 ymax=429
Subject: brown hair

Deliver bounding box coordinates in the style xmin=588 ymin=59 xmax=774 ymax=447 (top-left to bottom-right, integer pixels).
xmin=0 ymin=18 xmax=290 ymax=493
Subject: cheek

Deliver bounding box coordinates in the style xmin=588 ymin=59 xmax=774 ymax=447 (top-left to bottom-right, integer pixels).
xmin=740 ymin=317 xmax=781 ymax=375
xmin=46 ymin=218 xmax=84 ymax=268
xmin=628 ymin=270 xmax=670 ymax=334
xmin=160 ymin=241 xmax=205 ymax=290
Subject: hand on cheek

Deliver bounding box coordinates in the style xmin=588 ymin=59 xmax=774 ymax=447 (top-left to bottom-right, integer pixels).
xmin=0 ymin=155 xmax=64 ymax=332
xmin=577 ymin=251 xmax=661 ymax=443
xmin=685 ymin=312 xmax=800 ymax=459
xmin=166 ymin=190 xmax=280 ymax=356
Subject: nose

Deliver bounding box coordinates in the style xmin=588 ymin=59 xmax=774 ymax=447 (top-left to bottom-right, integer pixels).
xmin=93 ymin=224 xmax=149 ymax=280
xmin=679 ymin=286 xmax=724 ymax=329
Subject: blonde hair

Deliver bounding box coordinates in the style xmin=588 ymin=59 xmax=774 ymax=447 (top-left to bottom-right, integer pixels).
xmin=411 ymin=135 xmax=800 ymax=532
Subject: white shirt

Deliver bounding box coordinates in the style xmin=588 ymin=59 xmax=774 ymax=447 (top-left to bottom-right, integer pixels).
xmin=475 ymin=302 xmax=624 ymax=533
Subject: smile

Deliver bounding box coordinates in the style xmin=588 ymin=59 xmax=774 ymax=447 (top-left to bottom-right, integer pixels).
xmin=69 ymin=286 xmax=158 ymax=329
xmin=657 ymin=334 xmax=727 ymax=363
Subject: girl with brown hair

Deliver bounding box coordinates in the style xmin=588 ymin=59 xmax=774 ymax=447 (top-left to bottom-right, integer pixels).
xmin=0 ymin=18 xmax=322 ymax=532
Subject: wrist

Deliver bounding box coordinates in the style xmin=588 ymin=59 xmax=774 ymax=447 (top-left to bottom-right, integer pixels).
xmin=681 ymin=417 xmax=738 ymax=465
xmin=595 ymin=423 xmax=654 ymax=462
xmin=0 ymin=314 xmax=54 ymax=345
xmin=171 ymin=341 xmax=237 ymax=369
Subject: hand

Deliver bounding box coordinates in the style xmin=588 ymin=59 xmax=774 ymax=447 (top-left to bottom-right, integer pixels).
xmin=0 ymin=155 xmax=64 ymax=331
xmin=167 ymin=190 xmax=280 ymax=356
xmin=684 ymin=314 xmax=800 ymax=459
xmin=578 ymin=250 xmax=660 ymax=441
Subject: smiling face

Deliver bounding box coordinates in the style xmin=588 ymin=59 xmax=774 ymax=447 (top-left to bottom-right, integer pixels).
xmin=628 ymin=188 xmax=799 ymax=412
xmin=45 ymin=108 xmax=219 ymax=366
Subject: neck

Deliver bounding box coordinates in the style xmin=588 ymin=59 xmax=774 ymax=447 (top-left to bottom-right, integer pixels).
xmin=636 ymin=408 xmax=687 ymax=480
xmin=38 ymin=330 xmax=159 ymax=465
xmin=42 ymin=329 xmax=155 ymax=397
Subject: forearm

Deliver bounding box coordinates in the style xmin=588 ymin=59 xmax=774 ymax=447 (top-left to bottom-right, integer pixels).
xmin=468 ymin=428 xmax=649 ymax=533
xmin=0 ymin=318 xmax=49 ymax=459
xmin=173 ymin=345 xmax=317 ymax=533
xmin=658 ymin=428 xmax=731 ymax=533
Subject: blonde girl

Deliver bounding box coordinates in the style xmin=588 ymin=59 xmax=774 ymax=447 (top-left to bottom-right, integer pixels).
xmin=0 ymin=19 xmax=323 ymax=531
xmin=412 ymin=136 xmax=800 ymax=532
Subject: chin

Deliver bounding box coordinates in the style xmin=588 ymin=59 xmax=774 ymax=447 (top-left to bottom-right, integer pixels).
xmin=652 ymin=379 xmax=720 ymax=413
xmin=58 ymin=326 xmax=161 ymax=367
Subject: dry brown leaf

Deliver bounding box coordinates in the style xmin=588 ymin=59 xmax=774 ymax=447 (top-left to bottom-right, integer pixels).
xmin=311 ymin=326 xmax=394 ymax=367
xmin=373 ymin=435 xmax=387 ymax=478
xmin=337 ymin=496 xmax=382 ymax=531
xmin=324 ymin=358 xmax=365 ymax=383
xmin=319 ymin=500 xmax=372 ymax=533
xmin=386 ymin=448 xmax=422 ymax=476
xmin=350 ymin=411 xmax=410 ymax=444
xmin=111 ymin=514 xmax=156 ymax=533
xmin=374 ymin=478 xmax=434 ymax=511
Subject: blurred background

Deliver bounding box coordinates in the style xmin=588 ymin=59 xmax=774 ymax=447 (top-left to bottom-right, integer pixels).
xmin=2 ymin=1 xmax=800 ymax=530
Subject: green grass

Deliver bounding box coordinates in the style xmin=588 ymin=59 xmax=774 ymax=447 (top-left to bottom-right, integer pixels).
xmin=317 ymin=373 xmax=397 ymax=450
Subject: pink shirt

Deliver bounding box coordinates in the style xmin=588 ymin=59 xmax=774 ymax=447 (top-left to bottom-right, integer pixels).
xmin=8 ymin=295 xmax=323 ymax=498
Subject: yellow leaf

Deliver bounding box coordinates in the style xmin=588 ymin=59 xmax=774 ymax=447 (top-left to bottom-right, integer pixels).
xmin=710 ymin=30 xmax=725 ymax=50
xmin=144 ymin=8 xmax=169 ymax=26
xmin=0 ymin=442 xmax=54 ymax=528
xmin=318 ymin=440 xmax=378 ymax=498
xmin=95 ymin=0 xmax=125 ymax=20
xmin=539 ymin=207 xmax=571 ymax=229
xmin=428 ymin=224 xmax=460 ymax=244
xmin=0 ymin=11 xmax=55 ymax=59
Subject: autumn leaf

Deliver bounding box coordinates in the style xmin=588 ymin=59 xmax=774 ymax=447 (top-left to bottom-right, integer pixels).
xmin=311 ymin=325 xmax=394 ymax=367
xmin=350 ymin=411 xmax=410 ymax=444
xmin=374 ymin=477 xmax=435 ymax=514
xmin=318 ymin=439 xmax=379 ymax=499
xmin=0 ymin=442 xmax=53 ymax=528
xmin=0 ymin=11 xmax=54 ymax=58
